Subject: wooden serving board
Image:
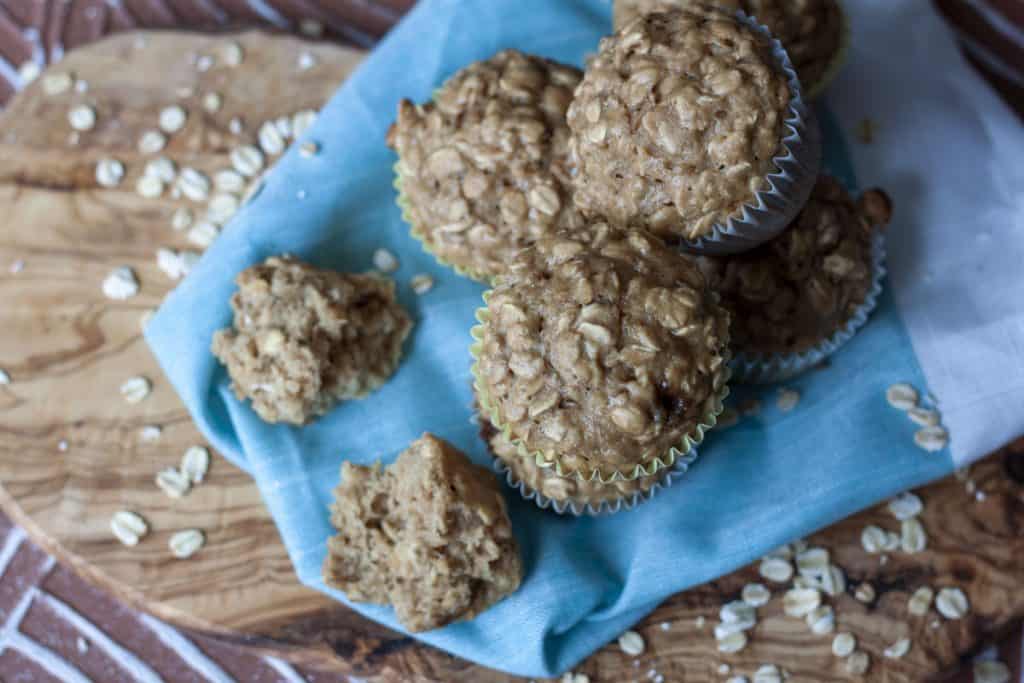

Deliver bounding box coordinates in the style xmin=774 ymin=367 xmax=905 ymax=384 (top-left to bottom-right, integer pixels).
xmin=0 ymin=28 xmax=1021 ymax=683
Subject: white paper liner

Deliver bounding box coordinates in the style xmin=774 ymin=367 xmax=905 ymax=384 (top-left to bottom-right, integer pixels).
xmin=729 ymin=230 xmax=887 ymax=384
xmin=682 ymin=11 xmax=823 ymax=256
xmin=493 ymin=448 xmax=699 ymax=517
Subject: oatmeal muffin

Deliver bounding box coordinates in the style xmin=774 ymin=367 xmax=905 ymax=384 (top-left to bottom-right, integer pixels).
xmin=324 ymin=433 xmax=522 ymax=632
xmin=212 ymin=255 xmax=412 ymax=425
xmin=697 ymin=175 xmax=891 ymax=362
xmin=612 ymin=0 xmax=845 ymax=95
xmin=483 ymin=414 xmax=675 ymax=513
xmin=568 ymin=7 xmax=817 ymax=249
xmin=387 ymin=50 xmax=584 ymax=282
xmin=473 ymin=223 xmax=730 ymax=481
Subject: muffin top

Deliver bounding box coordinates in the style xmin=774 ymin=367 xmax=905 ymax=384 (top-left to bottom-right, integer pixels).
xmin=567 ymin=7 xmax=791 ymax=241
xmin=474 ymin=224 xmax=730 ymax=478
xmin=387 ymin=50 xmax=584 ymax=282
xmin=696 ymin=175 xmax=892 ymax=355
xmin=613 ymin=0 xmax=844 ymax=93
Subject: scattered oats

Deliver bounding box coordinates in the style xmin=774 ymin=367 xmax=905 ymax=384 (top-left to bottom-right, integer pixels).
xmin=95 ymin=158 xmax=125 ymax=188
xmin=207 ymin=193 xmax=240 ymax=223
xmin=298 ymin=51 xmax=318 ymax=71
xmin=102 ymin=266 xmax=139 ymax=300
xmin=177 ymin=167 xmax=211 ymax=202
xmin=220 ymin=41 xmax=244 ymax=67
xmin=373 ymin=248 xmax=399 ymax=273
xmin=716 ymin=631 xmax=747 ymax=654
xmin=753 ymin=664 xmax=783 ymax=683
xmin=196 ymin=55 xmax=214 ymax=72
xmin=908 ymin=586 xmax=934 ymax=616
xmin=10 ymin=260 xmax=24 ymax=274
xmin=156 ymin=467 xmax=191 ymax=498
xmin=159 ymin=105 xmax=188 ymax=134
xmin=886 ymin=382 xmax=918 ymax=410
xmin=136 ymin=174 xmax=165 ymax=199
xmin=966 ymin=479 xmax=978 ymax=495
xmin=228 ymin=117 xmax=245 ymax=135
xmin=741 ymin=583 xmax=771 ymax=607
xmin=18 ymin=61 xmax=40 ymax=83
xmin=860 ymin=525 xmax=887 ymax=554
xmin=820 ymin=565 xmax=846 ymax=597
xmin=883 ymin=638 xmax=911 ymax=659
xmin=169 ymin=529 xmax=205 ymax=559
xmin=68 ymin=104 xmax=97 ymax=131
xmin=214 ymin=169 xmax=245 ymax=194
xmin=156 ymin=248 xmax=199 ymax=280
xmin=411 ymin=273 xmax=434 ymax=295
xmin=832 ymin=632 xmax=856 ymax=658
xmin=76 ymin=636 xmax=89 ymax=654
xmin=181 ymin=445 xmax=211 ymax=484
xmin=795 ymin=547 xmax=829 ymax=577
xmin=845 ymin=651 xmax=870 ymax=676
xmin=791 ymin=575 xmax=815 ymax=590
xmin=974 ymin=660 xmax=1012 ymax=683
xmin=765 ymin=544 xmax=793 ymax=560
xmin=883 ymin=530 xmax=901 ymax=552
xmin=299 ymin=141 xmax=320 ymax=157
xmin=975 ymin=490 xmax=987 ymax=502
xmin=58 ymin=439 xmax=69 ymax=452
xmin=914 ymin=425 xmax=949 ymax=452
xmin=42 ymin=71 xmax=74 ymax=95
xmin=110 ymin=510 xmax=149 ymax=546
xmin=935 ymin=587 xmax=969 ymax=619
xmin=617 ymin=630 xmax=645 ymax=657
xmin=292 ymin=109 xmax=317 ymax=138
xmin=659 ymin=621 xmax=670 ymax=631
xmin=0 ymin=369 xmax=9 ymax=385
xmin=171 ymin=207 xmax=194 ymax=232
xmin=717 ymin=664 xmax=731 ymax=675
xmin=887 ymin=492 xmax=923 ymax=520
xmin=144 ymin=156 xmax=177 ymax=184
xmin=907 ymin=406 xmax=940 ymax=427
xmin=187 ymin=221 xmax=220 ymax=248
xmin=719 ymin=601 xmax=756 ymax=629
xmin=695 ymin=615 xmax=706 ymax=628
xmin=759 ymin=557 xmax=794 ymax=583
xmin=258 ymin=120 xmax=286 ymax=156
xmin=139 ymin=425 xmax=162 ymax=442
xmin=900 ymin=518 xmax=927 ymax=553
xmin=717 ymin=407 xmax=739 ymax=429
xmin=783 ymin=588 xmax=821 ymax=617
xmin=231 ymin=145 xmax=264 ymax=177
xmin=562 ymin=674 xmax=589 ymax=683
xmin=138 ymin=129 xmax=167 ymax=154
xmin=299 ymin=18 xmax=324 ymax=36
xmin=120 ymin=376 xmax=152 ymax=403
xmin=776 ymin=388 xmax=800 ymax=412
xmin=202 ymin=92 xmax=223 ymax=113
xmin=806 ymin=605 xmax=835 ymax=635
xmin=727 ymin=678 xmax=749 ymax=683
xmin=140 ymin=309 xmax=155 ymax=331
xmin=274 ymin=115 xmax=293 ymax=139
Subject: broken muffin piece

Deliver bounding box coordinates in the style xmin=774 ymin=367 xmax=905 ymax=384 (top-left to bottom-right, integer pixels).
xmin=324 ymin=433 xmax=522 ymax=632
xmin=212 ymin=255 xmax=412 ymax=425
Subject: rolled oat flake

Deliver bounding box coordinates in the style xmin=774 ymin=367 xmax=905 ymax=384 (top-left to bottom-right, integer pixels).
xmin=886 ymin=382 xmax=919 ymax=410
xmin=110 ymin=510 xmax=149 ymax=546
xmin=935 ymin=587 xmax=969 ymax=619
xmin=181 ymin=445 xmax=211 ymax=484
xmin=95 ymin=158 xmax=125 ymax=187
xmin=169 ymin=529 xmax=205 ymax=559
xmin=156 ymin=467 xmax=191 ymax=498
xmin=831 ymin=632 xmax=856 ymax=657
xmin=914 ymin=425 xmax=949 ymax=452
xmin=617 ymin=629 xmax=645 ymax=657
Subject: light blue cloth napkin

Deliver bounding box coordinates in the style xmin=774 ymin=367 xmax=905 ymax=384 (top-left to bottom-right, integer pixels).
xmin=146 ymin=0 xmax=955 ymax=677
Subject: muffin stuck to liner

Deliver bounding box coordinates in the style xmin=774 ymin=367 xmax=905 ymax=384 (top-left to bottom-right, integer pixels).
xmin=387 ymin=50 xmax=584 ymax=282
xmin=472 ymin=223 xmax=731 ymax=482
xmin=211 ymin=255 xmax=412 ymax=425
xmin=696 ymin=175 xmax=893 ymax=383
xmin=611 ymin=0 xmax=847 ymax=97
xmin=324 ymin=433 xmax=522 ymax=632
xmin=482 ymin=413 xmax=695 ymax=516
xmin=567 ymin=7 xmax=820 ymax=253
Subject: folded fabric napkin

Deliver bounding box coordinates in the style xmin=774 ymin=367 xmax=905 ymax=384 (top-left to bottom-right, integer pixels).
xmin=146 ymin=0 xmax=1024 ymax=677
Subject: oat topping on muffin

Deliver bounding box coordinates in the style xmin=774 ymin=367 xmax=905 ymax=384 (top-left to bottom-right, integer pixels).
xmin=613 ymin=0 xmax=844 ymax=94
xmin=324 ymin=433 xmax=522 ymax=632
xmin=696 ymin=175 xmax=891 ymax=355
xmin=212 ymin=255 xmax=412 ymax=424
xmin=567 ymin=8 xmax=792 ymax=241
xmin=387 ymin=50 xmax=583 ymax=281
xmin=474 ymin=223 xmax=730 ymax=478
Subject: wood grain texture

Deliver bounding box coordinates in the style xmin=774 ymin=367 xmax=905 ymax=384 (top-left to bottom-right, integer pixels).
xmin=0 ymin=28 xmax=1021 ymax=683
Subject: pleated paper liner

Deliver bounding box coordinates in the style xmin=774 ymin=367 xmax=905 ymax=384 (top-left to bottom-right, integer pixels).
xmin=803 ymin=0 xmax=852 ymax=101
xmin=469 ymin=291 xmax=730 ymax=484
xmin=730 ymin=231 xmax=887 ymax=384
xmin=680 ymin=11 xmax=823 ymax=256
xmin=482 ymin=414 xmax=698 ymax=516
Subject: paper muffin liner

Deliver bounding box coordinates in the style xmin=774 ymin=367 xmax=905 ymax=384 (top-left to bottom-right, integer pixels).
xmin=469 ymin=291 xmax=730 ymax=483
xmin=729 ymin=230 xmax=887 ymax=384
xmin=804 ymin=0 xmax=851 ymax=100
xmin=393 ymin=166 xmax=494 ymax=284
xmin=493 ymin=444 xmax=698 ymax=517
xmin=682 ymin=11 xmax=823 ymax=256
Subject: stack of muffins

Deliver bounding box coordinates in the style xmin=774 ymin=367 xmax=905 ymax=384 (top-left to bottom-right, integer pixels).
xmin=388 ymin=0 xmax=891 ymax=515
